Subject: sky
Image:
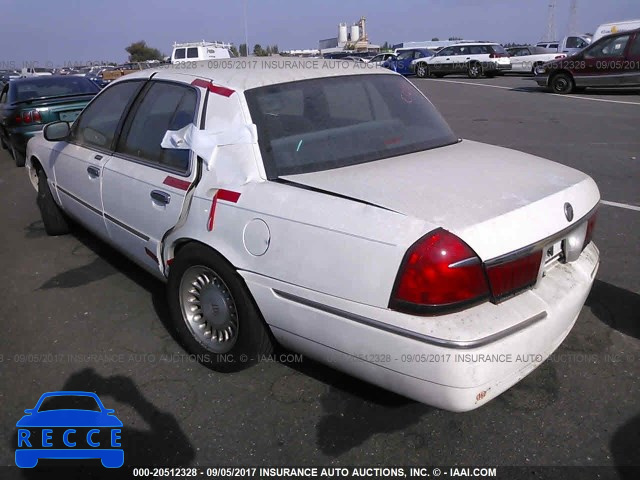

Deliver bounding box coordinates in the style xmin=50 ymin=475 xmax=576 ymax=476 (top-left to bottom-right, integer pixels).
xmin=1 ymin=0 xmax=639 ymax=67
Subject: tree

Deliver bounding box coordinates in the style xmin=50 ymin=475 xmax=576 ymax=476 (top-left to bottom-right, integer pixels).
xmin=253 ymin=44 xmax=263 ymax=56
xmin=448 ymin=36 xmax=463 ymax=41
xmin=239 ymin=43 xmax=248 ymax=56
xmin=229 ymin=45 xmax=239 ymax=57
xmin=271 ymin=44 xmax=279 ymax=54
xmin=265 ymin=46 xmax=272 ymax=56
xmin=125 ymin=40 xmax=164 ymax=62
xmin=431 ymin=37 xmax=440 ymax=41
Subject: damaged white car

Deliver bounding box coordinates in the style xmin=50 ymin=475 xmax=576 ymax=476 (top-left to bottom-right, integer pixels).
xmin=25 ymin=61 xmax=599 ymax=412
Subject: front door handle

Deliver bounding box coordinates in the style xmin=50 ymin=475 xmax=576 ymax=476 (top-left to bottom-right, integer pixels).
xmin=87 ymin=166 xmax=100 ymax=178
xmin=150 ymin=190 xmax=171 ymax=205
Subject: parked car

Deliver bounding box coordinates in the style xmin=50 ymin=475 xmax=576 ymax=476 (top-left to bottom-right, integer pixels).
xmin=534 ymin=27 xmax=640 ymax=93
xmin=506 ymin=46 xmax=566 ymax=73
xmin=366 ymin=52 xmax=396 ymax=66
xmin=101 ymin=63 xmax=152 ymax=82
xmin=0 ymin=69 xmax=20 ymax=84
xmin=171 ymin=41 xmax=232 ymax=63
xmin=26 ymin=62 xmax=599 ymax=412
xmin=383 ymin=48 xmax=433 ymax=75
xmin=413 ymin=42 xmax=512 ymax=78
xmin=536 ymin=41 xmax=560 ymax=50
xmin=0 ymin=76 xmax=99 ymax=166
xmin=537 ymin=36 xmax=592 ymax=55
xmin=20 ymin=67 xmax=53 ymax=78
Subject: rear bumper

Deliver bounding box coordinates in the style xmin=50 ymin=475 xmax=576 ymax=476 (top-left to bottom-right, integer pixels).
xmin=7 ymin=126 xmax=42 ymax=155
xmin=487 ymin=62 xmax=512 ymax=72
xmin=243 ymin=242 xmax=599 ymax=412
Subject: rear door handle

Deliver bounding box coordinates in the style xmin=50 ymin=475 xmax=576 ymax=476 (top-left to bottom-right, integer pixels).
xmin=87 ymin=166 xmax=100 ymax=178
xmin=150 ymin=190 xmax=171 ymax=205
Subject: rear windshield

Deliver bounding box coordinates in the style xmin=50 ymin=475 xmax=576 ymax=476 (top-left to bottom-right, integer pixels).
xmin=489 ymin=45 xmax=508 ymax=54
xmin=246 ymin=74 xmax=458 ymax=177
xmin=11 ymin=76 xmax=99 ymax=103
xmin=38 ymin=395 xmax=101 ymax=412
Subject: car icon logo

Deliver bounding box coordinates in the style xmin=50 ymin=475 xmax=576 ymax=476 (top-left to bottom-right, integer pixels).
xmin=564 ymin=202 xmax=574 ymax=222
xmin=15 ymin=391 xmax=124 ymax=468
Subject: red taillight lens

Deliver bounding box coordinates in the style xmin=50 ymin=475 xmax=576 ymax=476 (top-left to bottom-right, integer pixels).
xmin=390 ymin=229 xmax=490 ymax=314
xmin=485 ymin=250 xmax=543 ymax=301
xmin=33 ymin=110 xmax=42 ymax=122
xmin=583 ymin=210 xmax=598 ymax=250
xmin=14 ymin=114 xmax=22 ymax=124
xmin=20 ymin=110 xmax=41 ymax=124
xmin=22 ymin=111 xmax=33 ymax=123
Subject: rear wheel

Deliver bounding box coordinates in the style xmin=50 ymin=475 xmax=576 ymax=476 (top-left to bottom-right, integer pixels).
xmin=468 ymin=62 xmax=482 ymax=79
xmin=37 ymin=169 xmax=70 ymax=236
xmin=550 ymin=72 xmax=574 ymax=94
xmin=415 ymin=62 xmax=429 ymax=78
xmin=167 ymin=244 xmax=274 ymax=372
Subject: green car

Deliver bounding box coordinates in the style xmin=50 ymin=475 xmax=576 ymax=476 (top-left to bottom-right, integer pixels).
xmin=0 ymin=76 xmax=99 ymax=166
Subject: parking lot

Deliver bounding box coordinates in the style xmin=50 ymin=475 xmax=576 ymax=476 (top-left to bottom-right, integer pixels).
xmin=0 ymin=73 xmax=638 ymax=475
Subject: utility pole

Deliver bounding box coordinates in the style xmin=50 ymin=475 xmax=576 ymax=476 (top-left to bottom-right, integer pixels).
xmin=568 ymin=0 xmax=579 ymax=35
xmin=542 ymin=0 xmax=557 ymax=42
xmin=243 ymin=0 xmax=249 ymax=56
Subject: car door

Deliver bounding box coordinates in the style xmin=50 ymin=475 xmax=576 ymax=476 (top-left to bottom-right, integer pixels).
xmin=430 ymin=47 xmax=454 ymax=73
xmin=52 ymin=79 xmax=146 ymax=238
xmin=101 ymin=80 xmax=201 ymax=275
xmin=580 ymin=33 xmax=632 ymax=87
xmin=623 ymin=32 xmax=640 ymax=86
xmin=510 ymin=48 xmax=530 ymax=72
xmin=393 ymin=50 xmax=415 ymax=74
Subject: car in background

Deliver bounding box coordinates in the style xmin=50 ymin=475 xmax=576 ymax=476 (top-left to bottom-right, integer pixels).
xmin=506 ymin=46 xmax=566 ymax=73
xmin=413 ymin=42 xmax=511 ymax=78
xmin=26 ymin=61 xmax=599 ymax=412
xmin=0 ymin=70 xmax=20 ymax=84
xmin=102 ymin=63 xmax=153 ymax=82
xmin=0 ymin=76 xmax=99 ymax=166
xmin=20 ymin=67 xmax=53 ymax=78
xmin=342 ymin=56 xmax=369 ymax=63
xmin=383 ymin=48 xmax=433 ymax=75
xmin=536 ymin=41 xmax=560 ymax=50
xmin=592 ymin=19 xmax=640 ymax=43
xmin=366 ymin=52 xmax=396 ymax=66
xmin=534 ymin=27 xmax=640 ymax=93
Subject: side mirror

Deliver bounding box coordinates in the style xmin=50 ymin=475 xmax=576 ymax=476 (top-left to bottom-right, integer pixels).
xmin=43 ymin=121 xmax=70 ymax=141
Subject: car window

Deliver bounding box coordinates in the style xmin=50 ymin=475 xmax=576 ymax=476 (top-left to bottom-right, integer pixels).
xmin=72 ymin=80 xmax=143 ymax=150
xmin=38 ymin=395 xmax=101 ymax=412
xmin=469 ymin=46 xmax=483 ymax=55
xmin=174 ymin=48 xmax=186 ymax=59
xmin=187 ymin=47 xmax=199 ymax=59
xmin=11 ymin=77 xmax=98 ymax=103
xmin=397 ymin=51 xmax=413 ymax=60
xmin=585 ymin=34 xmax=630 ymax=58
xmin=439 ymin=47 xmax=454 ymax=56
xmin=246 ymin=74 xmax=458 ymax=178
xmin=630 ymin=35 xmax=640 ymax=57
xmin=566 ymin=37 xmax=589 ymax=49
xmin=0 ymin=86 xmax=7 ymax=103
xmin=117 ymin=81 xmax=197 ymax=173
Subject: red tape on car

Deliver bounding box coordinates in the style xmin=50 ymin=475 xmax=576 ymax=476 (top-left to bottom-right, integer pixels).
xmin=206 ymin=189 xmax=241 ymax=231
xmin=163 ymin=176 xmax=191 ymax=191
xmin=191 ymin=79 xmax=235 ymax=97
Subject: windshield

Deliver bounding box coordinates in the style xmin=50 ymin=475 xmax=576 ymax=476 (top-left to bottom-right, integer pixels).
xmin=246 ymin=74 xmax=458 ymax=178
xmin=11 ymin=76 xmax=99 ymax=102
xmin=38 ymin=395 xmax=101 ymax=412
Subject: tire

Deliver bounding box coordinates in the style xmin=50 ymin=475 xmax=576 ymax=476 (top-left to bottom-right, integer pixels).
xmin=415 ymin=62 xmax=429 ymax=78
xmin=467 ymin=62 xmax=482 ymax=79
xmin=37 ymin=169 xmax=70 ymax=236
xmin=550 ymin=72 xmax=574 ymax=94
xmin=11 ymin=146 xmax=25 ymax=167
xmin=531 ymin=62 xmax=543 ymax=74
xmin=167 ymin=243 xmax=274 ymax=373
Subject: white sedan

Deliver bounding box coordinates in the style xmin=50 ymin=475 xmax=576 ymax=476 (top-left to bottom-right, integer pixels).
xmin=506 ymin=46 xmax=566 ymax=73
xmin=25 ymin=61 xmax=599 ymax=412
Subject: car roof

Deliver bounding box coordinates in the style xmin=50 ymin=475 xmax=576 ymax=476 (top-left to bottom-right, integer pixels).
xmin=119 ymin=59 xmax=396 ymax=92
xmin=449 ymin=42 xmax=500 ymax=47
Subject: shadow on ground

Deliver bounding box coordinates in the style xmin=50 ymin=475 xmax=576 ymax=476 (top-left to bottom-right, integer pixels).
xmin=11 ymin=368 xmax=195 ymax=478
xmin=611 ymin=413 xmax=640 ymax=479
xmin=586 ymin=279 xmax=640 ymax=340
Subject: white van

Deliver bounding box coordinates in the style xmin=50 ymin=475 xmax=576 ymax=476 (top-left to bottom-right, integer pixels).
xmin=592 ymin=19 xmax=640 ymax=43
xmin=171 ymin=41 xmax=232 ymax=64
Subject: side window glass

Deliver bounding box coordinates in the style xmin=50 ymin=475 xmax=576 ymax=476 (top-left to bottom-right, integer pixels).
xmin=175 ymin=49 xmax=185 ymax=59
xmin=117 ymin=82 xmax=197 ymax=173
xmin=630 ymin=35 xmax=640 ymax=57
xmin=72 ymin=81 xmax=142 ymax=150
xmin=187 ymin=47 xmax=199 ymax=59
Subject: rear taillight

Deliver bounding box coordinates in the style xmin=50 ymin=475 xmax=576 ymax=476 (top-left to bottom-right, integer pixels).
xmin=20 ymin=110 xmax=42 ymax=124
xmin=14 ymin=114 xmax=22 ymax=124
xmin=583 ymin=210 xmax=598 ymax=250
xmin=489 ymin=53 xmax=507 ymax=58
xmin=390 ymin=229 xmax=490 ymax=314
xmin=485 ymin=250 xmax=543 ymax=301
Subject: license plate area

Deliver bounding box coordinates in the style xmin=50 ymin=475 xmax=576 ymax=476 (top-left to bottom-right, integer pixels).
xmin=59 ymin=110 xmax=81 ymax=122
xmin=544 ymin=239 xmax=565 ymax=267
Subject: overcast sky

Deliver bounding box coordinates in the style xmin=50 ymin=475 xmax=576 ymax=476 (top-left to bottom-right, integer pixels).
xmin=2 ymin=0 xmax=639 ymax=66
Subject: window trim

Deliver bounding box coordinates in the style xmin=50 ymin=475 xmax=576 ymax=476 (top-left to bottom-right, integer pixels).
xmin=111 ymin=79 xmax=201 ymax=178
xmin=68 ymin=79 xmax=147 ymax=155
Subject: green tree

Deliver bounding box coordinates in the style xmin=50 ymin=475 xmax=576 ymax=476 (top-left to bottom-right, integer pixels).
xmin=431 ymin=37 xmax=440 ymax=41
xmin=125 ymin=40 xmax=164 ymax=62
xmin=229 ymin=45 xmax=239 ymax=57
xmin=271 ymin=44 xmax=279 ymax=54
xmin=265 ymin=45 xmax=272 ymax=55
xmin=253 ymin=44 xmax=263 ymax=56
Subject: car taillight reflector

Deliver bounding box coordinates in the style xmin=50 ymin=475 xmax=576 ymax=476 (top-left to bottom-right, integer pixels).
xmin=390 ymin=229 xmax=490 ymax=314
xmin=14 ymin=114 xmax=22 ymax=124
xmin=21 ymin=110 xmax=42 ymax=124
xmin=583 ymin=210 xmax=598 ymax=250
xmin=485 ymin=250 xmax=543 ymax=301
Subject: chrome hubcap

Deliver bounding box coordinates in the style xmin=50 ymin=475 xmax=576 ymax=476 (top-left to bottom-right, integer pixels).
xmin=179 ymin=266 xmax=238 ymax=353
